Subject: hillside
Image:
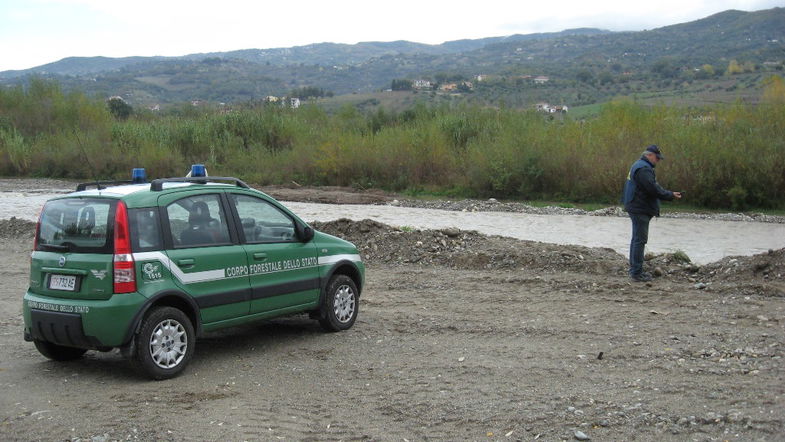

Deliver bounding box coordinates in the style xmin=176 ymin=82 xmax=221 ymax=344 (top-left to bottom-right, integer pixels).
xmin=0 ymin=8 xmax=782 ymax=108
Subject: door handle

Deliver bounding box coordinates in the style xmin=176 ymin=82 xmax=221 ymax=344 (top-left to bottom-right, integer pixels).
xmin=177 ymin=258 xmax=195 ymax=267
xmin=253 ymin=252 xmax=267 ymax=261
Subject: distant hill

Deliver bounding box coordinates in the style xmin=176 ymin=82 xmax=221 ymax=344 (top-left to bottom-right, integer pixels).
xmin=1 ymin=8 xmax=782 ymax=108
xmin=0 ymin=28 xmax=612 ymax=79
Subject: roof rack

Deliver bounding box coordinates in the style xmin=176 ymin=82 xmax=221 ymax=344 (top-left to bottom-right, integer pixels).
xmin=76 ymin=180 xmax=136 ymax=191
xmin=150 ymin=176 xmax=250 ymax=192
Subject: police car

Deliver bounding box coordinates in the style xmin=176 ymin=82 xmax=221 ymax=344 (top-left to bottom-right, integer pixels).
xmin=23 ymin=165 xmax=364 ymax=379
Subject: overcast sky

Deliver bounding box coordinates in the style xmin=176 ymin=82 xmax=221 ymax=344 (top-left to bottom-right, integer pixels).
xmin=0 ymin=0 xmax=782 ymax=72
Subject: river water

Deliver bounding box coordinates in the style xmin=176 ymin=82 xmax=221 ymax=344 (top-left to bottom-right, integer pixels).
xmin=2 ymin=185 xmax=783 ymax=265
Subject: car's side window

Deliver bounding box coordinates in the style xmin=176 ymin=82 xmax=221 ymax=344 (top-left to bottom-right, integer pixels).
xmin=166 ymin=194 xmax=230 ymax=248
xmin=129 ymin=208 xmax=163 ymax=252
xmin=232 ymin=194 xmax=296 ymax=243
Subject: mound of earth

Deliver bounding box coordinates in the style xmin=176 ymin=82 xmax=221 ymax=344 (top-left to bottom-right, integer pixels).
xmin=313 ymin=219 xmax=785 ymax=297
xmin=312 ymin=218 xmax=628 ymax=275
xmin=0 ymin=217 xmax=36 ymax=239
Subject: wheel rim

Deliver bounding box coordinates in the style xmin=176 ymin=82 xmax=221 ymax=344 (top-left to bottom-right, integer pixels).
xmin=333 ymin=284 xmax=356 ymax=323
xmin=149 ymin=318 xmax=188 ymax=369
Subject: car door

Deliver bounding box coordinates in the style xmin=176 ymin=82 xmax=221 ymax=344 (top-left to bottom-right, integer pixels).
xmin=228 ymin=192 xmax=320 ymax=315
xmin=159 ymin=191 xmax=251 ymax=324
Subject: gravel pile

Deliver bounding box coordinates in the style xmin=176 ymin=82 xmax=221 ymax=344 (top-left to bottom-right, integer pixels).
xmin=0 ymin=217 xmax=36 ymax=239
xmin=314 ymin=219 xmax=784 ymax=297
xmin=311 ymin=218 xmax=628 ymax=275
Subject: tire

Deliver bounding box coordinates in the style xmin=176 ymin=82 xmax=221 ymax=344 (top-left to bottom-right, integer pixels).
xmin=132 ymin=306 xmax=195 ymax=380
xmin=33 ymin=340 xmax=87 ymax=361
xmin=318 ymin=274 xmax=359 ymax=332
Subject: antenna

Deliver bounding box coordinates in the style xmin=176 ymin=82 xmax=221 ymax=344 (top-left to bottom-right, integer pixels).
xmin=73 ymin=130 xmax=101 ymax=186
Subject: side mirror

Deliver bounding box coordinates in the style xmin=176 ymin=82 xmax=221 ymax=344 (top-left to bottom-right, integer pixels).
xmin=297 ymin=224 xmax=314 ymax=242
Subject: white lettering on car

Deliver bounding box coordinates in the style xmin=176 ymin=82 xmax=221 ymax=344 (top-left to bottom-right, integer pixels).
xmin=28 ymin=300 xmax=89 ymax=314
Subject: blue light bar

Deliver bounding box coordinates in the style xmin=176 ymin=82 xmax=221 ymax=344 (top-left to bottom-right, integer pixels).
xmin=131 ymin=168 xmax=147 ymax=183
xmin=190 ymin=164 xmax=206 ymax=178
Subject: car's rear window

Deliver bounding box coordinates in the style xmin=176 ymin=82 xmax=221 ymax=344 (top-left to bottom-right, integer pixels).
xmin=36 ymin=198 xmax=115 ymax=253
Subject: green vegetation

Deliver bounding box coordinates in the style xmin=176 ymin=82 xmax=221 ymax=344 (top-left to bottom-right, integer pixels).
xmin=671 ymin=250 xmax=692 ymax=264
xmin=1 ymin=78 xmax=784 ymax=210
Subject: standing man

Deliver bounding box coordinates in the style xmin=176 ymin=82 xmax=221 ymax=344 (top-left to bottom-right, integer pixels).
xmin=622 ymin=145 xmax=682 ymax=282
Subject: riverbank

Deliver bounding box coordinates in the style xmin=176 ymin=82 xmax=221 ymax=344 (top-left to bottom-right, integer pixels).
xmin=264 ymin=184 xmax=785 ymax=224
xmin=3 ymin=179 xmax=785 ymax=223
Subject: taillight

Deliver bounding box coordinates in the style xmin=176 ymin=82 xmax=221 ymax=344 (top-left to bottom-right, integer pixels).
xmin=113 ymin=201 xmax=136 ymax=293
xmin=31 ymin=205 xmax=44 ymax=266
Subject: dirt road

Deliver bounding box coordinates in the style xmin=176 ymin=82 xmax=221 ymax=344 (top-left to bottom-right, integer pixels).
xmin=1 ymin=215 xmax=784 ymax=440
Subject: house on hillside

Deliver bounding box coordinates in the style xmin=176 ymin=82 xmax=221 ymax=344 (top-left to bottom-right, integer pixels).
xmin=535 ymin=103 xmax=568 ymax=114
xmin=413 ymin=79 xmax=432 ymax=90
xmin=534 ymin=76 xmax=549 ymax=84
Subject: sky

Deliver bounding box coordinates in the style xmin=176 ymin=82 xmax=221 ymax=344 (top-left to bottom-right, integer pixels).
xmin=0 ymin=0 xmax=782 ymax=72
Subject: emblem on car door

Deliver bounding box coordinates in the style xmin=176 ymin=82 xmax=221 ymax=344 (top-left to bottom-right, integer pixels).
xmin=58 ymin=256 xmax=66 ymax=267
xmin=91 ymin=269 xmax=107 ymax=280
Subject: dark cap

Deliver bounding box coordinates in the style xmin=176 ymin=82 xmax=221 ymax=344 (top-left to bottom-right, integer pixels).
xmin=645 ymin=144 xmax=664 ymax=160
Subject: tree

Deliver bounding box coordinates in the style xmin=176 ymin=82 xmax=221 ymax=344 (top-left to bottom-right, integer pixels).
xmin=762 ymin=75 xmax=785 ymax=104
xmin=652 ymin=58 xmax=679 ymax=79
xmin=695 ymin=64 xmax=715 ymax=80
xmin=576 ymin=69 xmax=594 ymax=84
xmin=289 ymin=86 xmax=327 ymax=99
xmin=391 ymin=79 xmax=413 ymax=91
xmin=107 ymin=96 xmax=133 ymax=120
xmin=727 ymin=60 xmax=744 ymax=75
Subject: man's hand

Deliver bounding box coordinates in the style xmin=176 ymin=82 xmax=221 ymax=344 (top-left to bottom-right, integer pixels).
xmin=673 ymin=192 xmax=683 ymax=199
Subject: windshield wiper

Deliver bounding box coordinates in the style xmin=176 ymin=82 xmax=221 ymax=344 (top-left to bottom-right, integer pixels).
xmin=40 ymin=243 xmax=70 ymax=252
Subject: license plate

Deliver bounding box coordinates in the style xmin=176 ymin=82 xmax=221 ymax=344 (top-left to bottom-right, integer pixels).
xmin=49 ymin=274 xmax=77 ymax=291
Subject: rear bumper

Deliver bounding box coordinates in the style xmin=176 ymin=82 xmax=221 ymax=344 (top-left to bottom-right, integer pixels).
xmin=23 ymin=291 xmax=146 ymax=348
xmin=26 ymin=309 xmax=103 ymax=348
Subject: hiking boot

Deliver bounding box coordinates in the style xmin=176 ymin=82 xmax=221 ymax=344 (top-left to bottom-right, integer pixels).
xmin=631 ymin=272 xmax=653 ymax=282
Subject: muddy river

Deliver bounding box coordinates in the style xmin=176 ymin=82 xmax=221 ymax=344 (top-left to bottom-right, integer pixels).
xmin=1 ymin=184 xmax=783 ymax=265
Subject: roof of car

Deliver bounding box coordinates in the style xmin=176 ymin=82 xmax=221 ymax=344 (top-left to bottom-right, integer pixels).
xmin=62 ymin=181 xmax=263 ymax=208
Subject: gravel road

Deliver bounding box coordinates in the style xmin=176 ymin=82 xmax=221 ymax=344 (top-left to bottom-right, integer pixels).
xmin=1 ymin=214 xmax=783 ymax=441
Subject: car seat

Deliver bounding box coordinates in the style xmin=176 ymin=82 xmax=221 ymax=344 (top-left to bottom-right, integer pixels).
xmin=180 ymin=201 xmax=217 ymax=246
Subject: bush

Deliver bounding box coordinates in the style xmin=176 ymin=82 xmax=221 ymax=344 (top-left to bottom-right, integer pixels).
xmin=1 ymin=80 xmax=784 ymax=210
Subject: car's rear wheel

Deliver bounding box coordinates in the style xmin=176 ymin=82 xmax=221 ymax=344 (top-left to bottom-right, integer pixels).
xmin=132 ymin=306 xmax=194 ymax=380
xmin=33 ymin=340 xmax=87 ymax=361
xmin=318 ymin=274 xmax=359 ymax=332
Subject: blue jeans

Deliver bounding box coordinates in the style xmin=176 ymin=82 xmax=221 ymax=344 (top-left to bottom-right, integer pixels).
xmin=629 ymin=213 xmax=651 ymax=276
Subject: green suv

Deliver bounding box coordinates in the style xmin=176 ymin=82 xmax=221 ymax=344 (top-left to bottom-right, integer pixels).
xmin=23 ymin=166 xmax=364 ymax=379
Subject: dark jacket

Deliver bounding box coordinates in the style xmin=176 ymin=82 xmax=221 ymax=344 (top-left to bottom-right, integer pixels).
xmin=622 ymin=156 xmax=674 ymax=216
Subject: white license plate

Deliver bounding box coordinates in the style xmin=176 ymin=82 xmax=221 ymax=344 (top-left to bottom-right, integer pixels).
xmin=49 ymin=274 xmax=77 ymax=291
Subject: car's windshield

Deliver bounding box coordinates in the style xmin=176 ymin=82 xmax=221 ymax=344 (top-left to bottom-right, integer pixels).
xmin=37 ymin=198 xmax=114 ymax=253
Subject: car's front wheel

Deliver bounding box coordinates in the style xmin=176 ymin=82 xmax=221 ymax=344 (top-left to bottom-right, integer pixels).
xmin=34 ymin=340 xmax=87 ymax=361
xmin=318 ymin=274 xmax=359 ymax=332
xmin=132 ymin=306 xmax=194 ymax=380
